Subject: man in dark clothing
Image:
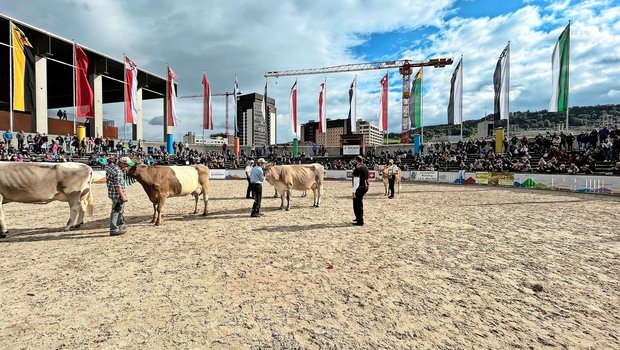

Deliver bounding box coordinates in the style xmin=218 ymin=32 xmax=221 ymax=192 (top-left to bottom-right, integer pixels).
xmin=351 ymin=155 xmax=369 ymax=226
xmin=57 ymin=109 xmax=63 ymax=119
xmin=250 ymin=158 xmax=266 ymax=217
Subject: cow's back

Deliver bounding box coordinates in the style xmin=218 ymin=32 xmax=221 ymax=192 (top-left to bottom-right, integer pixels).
xmin=169 ymin=166 xmax=200 ymax=196
xmin=0 ymin=162 xmax=91 ymax=203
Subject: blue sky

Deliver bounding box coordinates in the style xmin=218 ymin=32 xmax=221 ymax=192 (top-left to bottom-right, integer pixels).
xmin=2 ymin=0 xmax=620 ymax=142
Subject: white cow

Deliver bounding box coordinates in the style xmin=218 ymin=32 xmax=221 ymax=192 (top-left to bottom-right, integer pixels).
xmin=0 ymin=162 xmax=94 ymax=237
xmin=264 ymin=163 xmax=324 ymax=211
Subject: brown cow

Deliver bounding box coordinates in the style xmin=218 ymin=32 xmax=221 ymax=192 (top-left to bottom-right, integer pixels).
xmin=264 ymin=163 xmax=324 ymax=211
xmin=381 ymin=166 xmax=401 ymax=196
xmin=0 ymin=162 xmax=94 ymax=237
xmin=126 ymin=164 xmax=210 ymax=225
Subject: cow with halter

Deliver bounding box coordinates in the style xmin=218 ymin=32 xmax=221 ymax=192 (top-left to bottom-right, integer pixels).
xmin=126 ymin=163 xmax=210 ymax=225
xmin=381 ymin=162 xmax=401 ymax=196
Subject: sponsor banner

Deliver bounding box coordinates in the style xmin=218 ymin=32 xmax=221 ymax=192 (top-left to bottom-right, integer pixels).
xmin=209 ymin=169 xmax=226 ymax=179
xmin=327 ymin=170 xmax=348 ymax=180
xmin=343 ymin=145 xmax=360 ymax=155
xmin=410 ymin=171 xmax=438 ymax=182
xmin=344 ymin=169 xmax=376 ymax=180
xmin=514 ymin=173 xmax=620 ymax=194
xmin=92 ymin=170 xmax=106 ymax=183
xmin=476 ymin=172 xmax=514 ymax=186
xmin=437 ymin=171 xmax=477 ymax=184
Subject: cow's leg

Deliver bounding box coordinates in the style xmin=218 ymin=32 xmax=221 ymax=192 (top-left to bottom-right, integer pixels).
xmin=65 ymin=194 xmax=81 ymax=231
xmin=155 ymin=197 xmax=166 ymax=226
xmin=279 ymin=192 xmax=285 ymax=210
xmin=202 ymin=191 xmax=209 ymax=216
xmin=150 ymin=203 xmax=158 ymax=223
xmin=0 ymin=195 xmax=7 ymax=238
xmin=192 ymin=192 xmax=199 ymax=214
xmin=312 ymin=188 xmax=318 ymax=207
xmin=285 ymin=189 xmax=291 ymax=211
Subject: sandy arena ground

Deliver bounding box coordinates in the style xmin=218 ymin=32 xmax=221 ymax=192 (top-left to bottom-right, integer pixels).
xmin=1 ymin=179 xmax=619 ymax=349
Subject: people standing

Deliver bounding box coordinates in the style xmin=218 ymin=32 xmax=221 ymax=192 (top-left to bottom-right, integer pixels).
xmin=2 ymin=130 xmax=13 ymax=147
xmin=106 ymin=156 xmax=132 ymax=236
xmin=62 ymin=110 xmax=68 ymax=120
xmin=57 ymin=109 xmax=63 ymax=119
xmin=387 ymin=159 xmax=399 ymax=199
xmin=351 ymin=155 xmax=369 ymax=226
xmin=16 ymin=130 xmax=24 ymax=151
xmin=250 ymin=158 xmax=266 ymax=217
xmin=245 ymin=159 xmax=254 ymax=199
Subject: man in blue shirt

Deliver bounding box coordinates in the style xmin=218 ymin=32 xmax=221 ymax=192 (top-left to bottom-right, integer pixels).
xmin=250 ymin=158 xmax=266 ymax=217
xmin=2 ymin=130 xmax=13 ymax=147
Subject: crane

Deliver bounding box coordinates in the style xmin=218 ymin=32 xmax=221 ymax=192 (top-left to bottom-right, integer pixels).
xmin=179 ymin=91 xmax=236 ymax=142
xmin=265 ymin=58 xmax=453 ymax=143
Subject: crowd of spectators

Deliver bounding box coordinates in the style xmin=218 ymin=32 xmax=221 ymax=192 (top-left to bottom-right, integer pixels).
xmin=3 ymin=126 xmax=620 ymax=175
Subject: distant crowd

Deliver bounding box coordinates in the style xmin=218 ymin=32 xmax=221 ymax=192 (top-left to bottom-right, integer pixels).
xmin=2 ymin=126 xmax=620 ymax=175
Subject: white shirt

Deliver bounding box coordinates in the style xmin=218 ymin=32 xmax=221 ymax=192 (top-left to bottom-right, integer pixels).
xmin=245 ymin=165 xmax=253 ymax=177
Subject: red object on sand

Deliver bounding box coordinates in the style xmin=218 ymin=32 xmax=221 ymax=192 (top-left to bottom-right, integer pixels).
xmin=327 ymin=263 xmax=334 ymax=270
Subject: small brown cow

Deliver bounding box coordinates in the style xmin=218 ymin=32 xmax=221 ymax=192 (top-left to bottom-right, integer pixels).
xmin=264 ymin=163 xmax=324 ymax=211
xmin=126 ymin=164 xmax=210 ymax=225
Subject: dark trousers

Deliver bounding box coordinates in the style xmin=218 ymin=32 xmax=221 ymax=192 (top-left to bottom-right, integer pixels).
xmin=246 ymin=177 xmax=253 ymax=198
xmin=251 ymin=183 xmax=263 ymax=214
xmin=109 ymin=200 xmax=126 ymax=233
xmin=353 ymin=187 xmax=368 ymax=224
xmin=388 ymin=177 xmax=395 ymax=197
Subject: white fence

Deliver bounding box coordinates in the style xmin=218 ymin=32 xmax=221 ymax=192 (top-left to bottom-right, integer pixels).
xmin=92 ymin=169 xmax=620 ymax=195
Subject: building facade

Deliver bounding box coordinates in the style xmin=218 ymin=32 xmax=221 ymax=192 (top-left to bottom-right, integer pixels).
xmin=356 ymin=120 xmax=383 ymax=146
xmin=300 ymin=118 xmax=347 ymax=147
xmin=236 ymin=93 xmax=276 ymax=146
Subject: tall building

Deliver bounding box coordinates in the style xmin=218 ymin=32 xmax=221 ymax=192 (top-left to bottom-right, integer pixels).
xmin=357 ymin=120 xmax=383 ymax=146
xmin=236 ymin=93 xmax=276 ymax=146
xmin=300 ymin=118 xmax=347 ymax=147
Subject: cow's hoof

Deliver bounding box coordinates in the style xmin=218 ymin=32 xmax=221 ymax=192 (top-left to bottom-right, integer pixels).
xmin=0 ymin=232 xmax=6 ymax=239
xmin=63 ymin=226 xmax=72 ymax=232
xmin=279 ymin=207 xmax=284 ymax=210
xmin=72 ymin=222 xmax=84 ymax=229
xmin=202 ymin=213 xmax=207 ymax=217
xmin=285 ymin=208 xmax=290 ymax=211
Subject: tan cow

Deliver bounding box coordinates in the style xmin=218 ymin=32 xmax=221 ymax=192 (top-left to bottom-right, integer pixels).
xmin=381 ymin=166 xmax=402 ymax=196
xmin=126 ymin=164 xmax=209 ymax=225
xmin=0 ymin=162 xmax=94 ymax=237
xmin=265 ymin=163 xmax=324 ymax=211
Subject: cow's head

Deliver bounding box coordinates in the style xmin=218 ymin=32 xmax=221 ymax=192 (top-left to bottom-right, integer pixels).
xmin=125 ymin=163 xmax=148 ymax=179
xmin=264 ymin=163 xmax=279 ymax=181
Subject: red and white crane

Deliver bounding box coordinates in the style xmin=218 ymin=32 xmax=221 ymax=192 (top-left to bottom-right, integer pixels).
xmin=264 ymin=58 xmax=453 ymax=143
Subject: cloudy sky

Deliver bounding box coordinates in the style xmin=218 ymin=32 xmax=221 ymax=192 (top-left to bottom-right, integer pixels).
xmin=3 ymin=0 xmax=620 ymax=142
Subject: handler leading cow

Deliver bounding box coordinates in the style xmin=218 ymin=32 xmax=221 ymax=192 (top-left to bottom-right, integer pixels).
xmin=0 ymin=162 xmax=94 ymax=237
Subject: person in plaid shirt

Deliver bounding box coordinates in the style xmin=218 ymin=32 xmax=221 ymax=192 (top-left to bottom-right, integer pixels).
xmin=106 ymin=156 xmax=133 ymax=236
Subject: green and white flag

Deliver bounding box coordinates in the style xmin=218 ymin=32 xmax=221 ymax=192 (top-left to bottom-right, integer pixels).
xmin=548 ymin=24 xmax=570 ymax=113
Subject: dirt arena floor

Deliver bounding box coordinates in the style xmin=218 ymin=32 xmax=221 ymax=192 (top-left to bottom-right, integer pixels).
xmin=1 ymin=179 xmax=619 ymax=349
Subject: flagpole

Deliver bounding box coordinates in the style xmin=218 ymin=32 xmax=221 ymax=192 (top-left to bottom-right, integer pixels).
xmin=8 ymin=21 xmax=13 ymax=133
xmin=123 ymin=53 xmax=127 ymax=142
xmin=421 ymin=68 xmax=424 ymax=145
xmin=324 ymin=77 xmax=327 ymax=149
xmin=354 ymin=75 xmax=357 ymax=133
xmin=202 ymin=70 xmax=205 ymax=144
xmin=460 ymin=56 xmax=463 ymax=141
xmin=565 ymin=21 xmax=571 ymax=133
xmin=507 ymin=41 xmax=510 ymax=140
xmin=72 ymin=40 xmax=77 ymax=136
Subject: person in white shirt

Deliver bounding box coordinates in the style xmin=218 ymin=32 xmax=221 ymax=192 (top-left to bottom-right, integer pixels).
xmin=245 ymin=160 xmax=254 ymax=199
xmin=387 ymin=159 xmax=399 ymax=199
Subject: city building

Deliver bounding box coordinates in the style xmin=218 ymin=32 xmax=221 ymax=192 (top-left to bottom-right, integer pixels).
xmin=300 ymin=118 xmax=348 ymax=147
xmin=235 ymin=93 xmax=276 ymax=146
xmin=356 ymin=120 xmax=383 ymax=146
xmin=183 ymin=132 xmax=226 ymax=146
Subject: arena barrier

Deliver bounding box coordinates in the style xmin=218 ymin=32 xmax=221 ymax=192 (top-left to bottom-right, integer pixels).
xmin=92 ymin=169 xmax=620 ymax=195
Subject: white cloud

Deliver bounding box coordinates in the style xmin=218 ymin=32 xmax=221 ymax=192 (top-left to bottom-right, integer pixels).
xmin=3 ymin=0 xmax=619 ymax=142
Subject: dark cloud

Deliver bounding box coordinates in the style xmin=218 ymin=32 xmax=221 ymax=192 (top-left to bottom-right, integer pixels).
xmin=148 ymin=116 xmax=164 ymax=126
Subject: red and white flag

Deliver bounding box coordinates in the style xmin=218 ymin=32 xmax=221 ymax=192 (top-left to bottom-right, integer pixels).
xmin=75 ymin=45 xmax=93 ymax=118
xmin=202 ymin=73 xmax=213 ymax=130
xmin=167 ymin=66 xmax=178 ymax=126
xmin=124 ymin=56 xmax=138 ymax=124
xmin=318 ymin=81 xmax=326 ymax=134
xmin=290 ymin=80 xmax=297 ymax=135
xmin=378 ymin=73 xmax=388 ymax=132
